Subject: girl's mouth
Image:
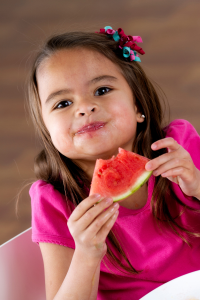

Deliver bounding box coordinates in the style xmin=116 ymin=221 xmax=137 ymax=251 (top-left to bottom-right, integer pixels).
xmin=75 ymin=122 xmax=106 ymax=135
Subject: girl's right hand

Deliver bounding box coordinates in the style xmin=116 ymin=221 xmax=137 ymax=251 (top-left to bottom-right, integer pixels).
xmin=67 ymin=194 xmax=119 ymax=261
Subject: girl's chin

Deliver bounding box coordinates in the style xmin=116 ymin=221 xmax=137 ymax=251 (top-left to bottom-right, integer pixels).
xmin=61 ymin=147 xmax=118 ymax=161
xmin=82 ymin=147 xmax=119 ymax=160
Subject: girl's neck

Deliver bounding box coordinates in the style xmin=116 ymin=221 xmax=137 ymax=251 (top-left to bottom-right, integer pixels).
xmin=118 ymin=183 xmax=148 ymax=210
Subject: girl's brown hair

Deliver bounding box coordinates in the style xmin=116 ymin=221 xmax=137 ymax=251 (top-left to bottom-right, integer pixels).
xmin=27 ymin=30 xmax=199 ymax=276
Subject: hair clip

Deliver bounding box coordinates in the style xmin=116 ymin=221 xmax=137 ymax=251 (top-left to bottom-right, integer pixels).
xmin=97 ymin=26 xmax=145 ymax=62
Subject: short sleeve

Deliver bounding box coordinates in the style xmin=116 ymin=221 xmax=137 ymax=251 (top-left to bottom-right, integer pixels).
xmin=164 ymin=119 xmax=200 ymax=209
xmin=30 ymin=180 xmax=75 ymax=249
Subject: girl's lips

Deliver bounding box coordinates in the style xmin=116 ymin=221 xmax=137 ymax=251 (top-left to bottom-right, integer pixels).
xmin=75 ymin=122 xmax=106 ymax=135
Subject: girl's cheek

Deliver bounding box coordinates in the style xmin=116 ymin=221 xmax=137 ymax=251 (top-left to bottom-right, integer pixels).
xmin=52 ymin=134 xmax=72 ymax=155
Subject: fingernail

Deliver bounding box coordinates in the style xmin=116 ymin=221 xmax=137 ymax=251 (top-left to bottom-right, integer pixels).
xmin=146 ymin=163 xmax=152 ymax=171
xmin=161 ymin=172 xmax=167 ymax=177
xmin=152 ymin=144 xmax=157 ymax=150
xmin=94 ymin=193 xmax=101 ymax=199
xmin=112 ymin=210 xmax=119 ymax=219
xmin=106 ymin=197 xmax=113 ymax=204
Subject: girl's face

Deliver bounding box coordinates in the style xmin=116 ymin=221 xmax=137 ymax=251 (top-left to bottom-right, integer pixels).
xmin=37 ymin=48 xmax=144 ymax=174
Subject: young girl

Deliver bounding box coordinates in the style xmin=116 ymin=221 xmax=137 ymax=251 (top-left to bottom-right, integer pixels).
xmin=29 ymin=26 xmax=200 ymax=300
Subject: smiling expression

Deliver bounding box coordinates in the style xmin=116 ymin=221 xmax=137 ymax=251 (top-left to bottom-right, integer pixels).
xmin=37 ymin=48 xmax=144 ymax=175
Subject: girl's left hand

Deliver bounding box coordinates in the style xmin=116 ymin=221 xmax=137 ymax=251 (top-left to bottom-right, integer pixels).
xmin=145 ymin=137 xmax=200 ymax=200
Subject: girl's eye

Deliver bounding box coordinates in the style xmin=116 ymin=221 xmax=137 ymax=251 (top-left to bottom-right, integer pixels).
xmin=54 ymin=100 xmax=72 ymax=109
xmin=95 ymin=87 xmax=111 ymax=96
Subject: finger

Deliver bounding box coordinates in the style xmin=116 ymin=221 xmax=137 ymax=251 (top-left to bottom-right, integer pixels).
xmin=146 ymin=151 xmax=178 ymax=171
xmin=92 ymin=210 xmax=119 ymax=245
xmin=77 ymin=197 xmax=114 ymax=232
xmin=152 ymin=158 xmax=191 ymax=177
xmin=161 ymin=167 xmax=190 ymax=181
xmin=166 ymin=175 xmax=179 ymax=185
xmin=146 ymin=149 xmax=190 ymax=172
xmin=86 ymin=202 xmax=119 ymax=237
xmin=151 ymin=137 xmax=180 ymax=152
xmin=70 ymin=193 xmax=102 ymax=222
xmin=146 ymin=152 xmax=174 ymax=171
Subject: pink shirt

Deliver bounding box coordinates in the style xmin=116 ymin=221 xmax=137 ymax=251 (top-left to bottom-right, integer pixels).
xmin=30 ymin=119 xmax=200 ymax=300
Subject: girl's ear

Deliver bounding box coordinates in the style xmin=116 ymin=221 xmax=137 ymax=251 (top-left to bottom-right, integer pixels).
xmin=135 ymin=105 xmax=145 ymax=123
xmin=137 ymin=113 xmax=145 ymax=123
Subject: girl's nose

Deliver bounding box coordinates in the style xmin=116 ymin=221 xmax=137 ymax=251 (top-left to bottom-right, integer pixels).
xmin=75 ymin=102 xmax=98 ymax=117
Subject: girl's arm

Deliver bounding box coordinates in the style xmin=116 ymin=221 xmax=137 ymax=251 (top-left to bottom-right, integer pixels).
xmin=39 ymin=193 xmax=119 ymax=300
xmin=39 ymin=243 xmax=100 ymax=300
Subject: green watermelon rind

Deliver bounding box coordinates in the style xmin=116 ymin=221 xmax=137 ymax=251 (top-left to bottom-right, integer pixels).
xmin=112 ymin=170 xmax=153 ymax=202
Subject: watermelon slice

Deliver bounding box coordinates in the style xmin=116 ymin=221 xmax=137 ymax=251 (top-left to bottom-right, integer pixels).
xmin=90 ymin=148 xmax=152 ymax=202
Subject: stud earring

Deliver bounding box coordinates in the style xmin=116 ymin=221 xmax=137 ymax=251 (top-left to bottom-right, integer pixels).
xmin=141 ymin=114 xmax=145 ymax=118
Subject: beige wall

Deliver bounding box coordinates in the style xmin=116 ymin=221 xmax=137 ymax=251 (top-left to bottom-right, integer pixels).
xmin=1 ymin=0 xmax=200 ymax=245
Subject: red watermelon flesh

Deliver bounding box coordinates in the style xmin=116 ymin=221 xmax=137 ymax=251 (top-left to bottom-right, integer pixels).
xmin=90 ymin=148 xmax=152 ymax=201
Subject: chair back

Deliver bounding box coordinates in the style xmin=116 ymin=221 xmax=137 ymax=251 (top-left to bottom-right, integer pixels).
xmin=0 ymin=228 xmax=46 ymax=300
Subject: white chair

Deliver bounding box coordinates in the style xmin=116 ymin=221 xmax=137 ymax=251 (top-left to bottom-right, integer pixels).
xmin=0 ymin=228 xmax=46 ymax=300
